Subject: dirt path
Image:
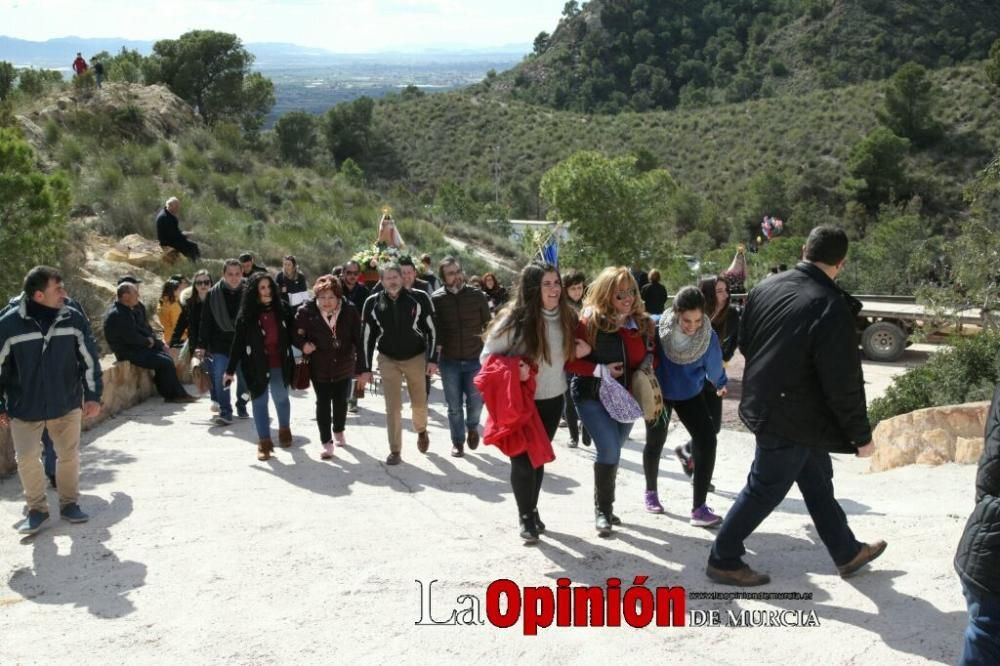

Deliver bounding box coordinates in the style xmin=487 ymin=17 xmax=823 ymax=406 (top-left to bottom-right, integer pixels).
xmin=0 ymin=381 xmax=973 ymax=664
xmin=444 ymin=233 xmax=521 ymax=274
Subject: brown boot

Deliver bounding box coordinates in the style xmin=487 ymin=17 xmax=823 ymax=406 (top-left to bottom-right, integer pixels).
xmin=257 ymin=437 xmax=274 ymax=461
xmin=706 ymin=563 xmax=771 ymax=587
xmin=278 ymin=427 xmax=293 ymax=448
xmin=837 ymin=540 xmax=887 ymax=578
xmin=417 ymin=430 xmax=429 ymax=453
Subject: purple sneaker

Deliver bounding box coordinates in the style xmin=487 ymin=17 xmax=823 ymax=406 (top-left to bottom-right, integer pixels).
xmin=644 ymin=490 xmax=665 ymax=514
xmin=690 ymin=504 xmax=723 ymax=528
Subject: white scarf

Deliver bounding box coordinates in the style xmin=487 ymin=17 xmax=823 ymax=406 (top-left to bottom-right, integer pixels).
xmin=659 ymin=313 xmax=712 ymax=365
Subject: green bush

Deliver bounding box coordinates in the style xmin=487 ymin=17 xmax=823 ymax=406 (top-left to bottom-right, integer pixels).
xmin=868 ymin=331 xmax=1000 ymax=426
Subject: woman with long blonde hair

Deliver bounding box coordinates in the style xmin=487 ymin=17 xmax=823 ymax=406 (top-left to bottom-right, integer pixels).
xmin=566 ymin=266 xmax=657 ymax=537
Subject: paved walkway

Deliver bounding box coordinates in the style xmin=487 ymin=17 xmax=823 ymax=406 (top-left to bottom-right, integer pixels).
xmin=0 ymin=384 xmax=974 ymax=664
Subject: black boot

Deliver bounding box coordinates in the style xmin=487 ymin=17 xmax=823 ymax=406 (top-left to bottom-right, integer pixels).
xmin=533 ymin=508 xmax=546 ymax=533
xmin=609 ymin=463 xmax=622 ymax=526
xmin=519 ymin=513 xmax=539 ymax=544
xmin=594 ymin=463 xmax=616 ymax=537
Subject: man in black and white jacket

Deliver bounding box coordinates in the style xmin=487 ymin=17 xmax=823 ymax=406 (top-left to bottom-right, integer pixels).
xmin=358 ymin=262 xmax=438 ymax=465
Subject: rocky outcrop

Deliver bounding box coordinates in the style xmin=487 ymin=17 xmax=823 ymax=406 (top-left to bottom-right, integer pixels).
xmin=870 ymin=402 xmax=989 ymax=472
xmin=0 ymin=358 xmax=158 ymax=477
xmin=106 ymin=234 xmax=180 ymax=268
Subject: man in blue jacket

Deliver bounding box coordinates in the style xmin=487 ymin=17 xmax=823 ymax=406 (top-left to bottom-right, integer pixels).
xmin=0 ymin=266 xmax=104 ymax=535
xmin=707 ymin=226 xmax=886 ymax=586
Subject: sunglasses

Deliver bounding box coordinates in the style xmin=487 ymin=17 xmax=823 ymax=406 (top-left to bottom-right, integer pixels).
xmin=195 ymin=280 xmax=212 ymax=286
xmin=615 ymin=289 xmax=637 ymax=300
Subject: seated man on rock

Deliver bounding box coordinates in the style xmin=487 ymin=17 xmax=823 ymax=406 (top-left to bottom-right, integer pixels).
xmin=156 ymin=197 xmax=200 ymax=261
xmin=103 ymin=281 xmax=197 ymax=403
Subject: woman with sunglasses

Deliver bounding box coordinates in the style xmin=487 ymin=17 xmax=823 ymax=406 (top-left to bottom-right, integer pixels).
xmin=657 ymin=286 xmax=727 ymax=527
xmin=172 ymin=270 xmax=215 ymax=406
xmin=294 ymin=275 xmax=363 ymax=460
xmin=567 ymin=267 xmax=655 ymax=537
xmin=480 ymin=263 xmax=582 ymax=544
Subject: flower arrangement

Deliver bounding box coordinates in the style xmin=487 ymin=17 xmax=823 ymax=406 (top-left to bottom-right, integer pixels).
xmin=352 ymin=241 xmax=405 ymax=272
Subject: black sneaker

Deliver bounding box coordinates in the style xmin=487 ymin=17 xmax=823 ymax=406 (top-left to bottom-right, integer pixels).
xmin=386 ymin=452 xmax=402 ymax=466
xmin=17 ymin=510 xmax=49 ymax=535
xmin=60 ymin=503 xmax=89 ymax=524
xmin=533 ymin=508 xmax=546 ymax=533
xmin=675 ymin=445 xmax=694 ymax=478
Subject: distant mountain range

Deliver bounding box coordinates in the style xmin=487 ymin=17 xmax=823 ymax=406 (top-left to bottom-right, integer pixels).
xmin=0 ymin=36 xmax=531 ymax=69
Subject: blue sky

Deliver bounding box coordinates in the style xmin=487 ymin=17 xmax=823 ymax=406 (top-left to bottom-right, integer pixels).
xmin=0 ymin=0 xmax=567 ymax=52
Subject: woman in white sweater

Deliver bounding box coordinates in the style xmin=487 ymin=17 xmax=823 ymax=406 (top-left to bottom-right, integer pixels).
xmin=481 ymin=263 xmax=584 ymax=544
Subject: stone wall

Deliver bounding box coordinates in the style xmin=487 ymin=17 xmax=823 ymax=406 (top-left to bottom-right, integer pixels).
xmin=871 ymin=401 xmax=990 ymax=472
xmin=0 ymin=357 xmax=157 ymax=476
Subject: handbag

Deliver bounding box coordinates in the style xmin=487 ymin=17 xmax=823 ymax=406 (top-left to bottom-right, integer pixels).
xmin=631 ymin=358 xmax=664 ymax=421
xmin=292 ymin=357 xmax=312 ymax=390
xmin=598 ymin=364 xmax=643 ymax=423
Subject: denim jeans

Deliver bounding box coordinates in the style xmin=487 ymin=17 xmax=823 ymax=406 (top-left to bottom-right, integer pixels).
xmin=709 ymin=432 xmax=861 ymax=570
xmin=210 ymin=352 xmax=246 ymax=419
xmin=439 ymin=358 xmax=484 ymax=445
xmin=575 ymin=398 xmax=634 ymax=465
xmin=251 ymin=369 xmax=291 ymax=439
xmin=960 ymin=579 xmax=1000 ymax=666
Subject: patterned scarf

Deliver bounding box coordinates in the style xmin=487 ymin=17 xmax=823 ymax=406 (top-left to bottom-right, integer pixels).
xmin=659 ymin=312 xmax=712 ymax=365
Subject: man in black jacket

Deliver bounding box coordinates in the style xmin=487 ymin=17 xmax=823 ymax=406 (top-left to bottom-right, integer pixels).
xmin=432 ymin=257 xmax=490 ymax=457
xmin=707 ymin=226 xmax=885 ymax=586
xmin=156 ymin=197 xmax=200 ymax=261
xmin=104 ymin=282 xmax=196 ymax=403
xmin=196 ymin=259 xmax=248 ymax=425
xmin=358 ymin=262 xmax=438 ymax=465
xmin=954 ymin=385 xmax=1000 ymax=664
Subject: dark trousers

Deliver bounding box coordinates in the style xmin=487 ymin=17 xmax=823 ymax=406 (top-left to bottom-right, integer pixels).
xmin=683 ymin=382 xmax=722 ymax=452
xmin=314 ymin=377 xmax=352 ymax=443
xmin=563 ymin=374 xmax=590 ymax=444
xmin=961 ymin=579 xmax=1000 ymax=666
xmin=643 ymin=413 xmax=670 ymax=491
xmin=42 ymin=429 xmax=56 ymax=481
xmin=161 ymin=238 xmax=200 ymax=261
xmin=510 ymin=395 xmax=563 ymax=516
xmin=671 ymin=389 xmax=718 ymax=510
xmin=123 ymin=345 xmax=186 ymax=399
xmin=709 ymin=433 xmax=862 ymax=571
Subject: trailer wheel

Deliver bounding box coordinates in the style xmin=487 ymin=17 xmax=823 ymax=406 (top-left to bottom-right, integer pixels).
xmin=861 ymin=321 xmax=906 ymax=362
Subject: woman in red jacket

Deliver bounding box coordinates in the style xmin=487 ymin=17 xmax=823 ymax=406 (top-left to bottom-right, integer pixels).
xmin=294 ymin=276 xmax=363 ymax=460
xmin=479 ymin=262 xmax=583 ymax=544
xmin=566 ymin=266 xmax=655 ymax=537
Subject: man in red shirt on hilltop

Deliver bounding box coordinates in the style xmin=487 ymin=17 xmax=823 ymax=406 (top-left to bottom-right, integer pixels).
xmin=71 ymin=53 xmax=88 ymax=77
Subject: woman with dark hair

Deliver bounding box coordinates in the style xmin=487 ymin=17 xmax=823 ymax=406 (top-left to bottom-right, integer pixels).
xmin=479 ymin=263 xmax=583 ymax=544
xmin=294 ymin=275 xmax=363 ymax=460
xmin=657 ymin=286 xmax=727 ymax=527
xmin=275 ymin=255 xmax=308 ymax=307
xmin=561 ymin=269 xmax=590 ymax=448
xmin=567 ymin=266 xmax=657 ymax=536
xmin=157 ymin=280 xmax=182 ymax=346
xmin=481 ymin=272 xmax=508 ymax=314
xmin=675 ymin=276 xmax=741 ymax=480
xmin=225 ymin=273 xmax=295 ymax=461
xmin=640 ymin=269 xmax=668 ymax=315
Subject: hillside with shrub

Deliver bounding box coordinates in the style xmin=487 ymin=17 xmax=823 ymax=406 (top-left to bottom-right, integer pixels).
xmin=486 ymin=0 xmax=1000 ymax=113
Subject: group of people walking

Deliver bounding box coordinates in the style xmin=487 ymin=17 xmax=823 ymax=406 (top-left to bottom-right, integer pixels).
xmin=3 ymin=221 xmax=999 ymax=662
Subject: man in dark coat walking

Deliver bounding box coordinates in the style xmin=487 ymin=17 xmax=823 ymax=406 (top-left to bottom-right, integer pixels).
xmin=706 ymin=225 xmax=886 ymax=586
xmin=954 ymin=384 xmax=1000 ymax=664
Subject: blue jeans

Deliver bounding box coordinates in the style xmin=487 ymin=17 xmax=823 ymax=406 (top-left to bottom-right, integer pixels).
xmin=961 ymin=579 xmax=1000 ymax=665
xmin=210 ymin=352 xmax=246 ymax=419
xmin=439 ymin=358 xmax=484 ymax=445
xmin=575 ymin=398 xmax=634 ymax=465
xmin=252 ymin=370 xmax=291 ymax=439
xmin=709 ymin=433 xmax=861 ymax=570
